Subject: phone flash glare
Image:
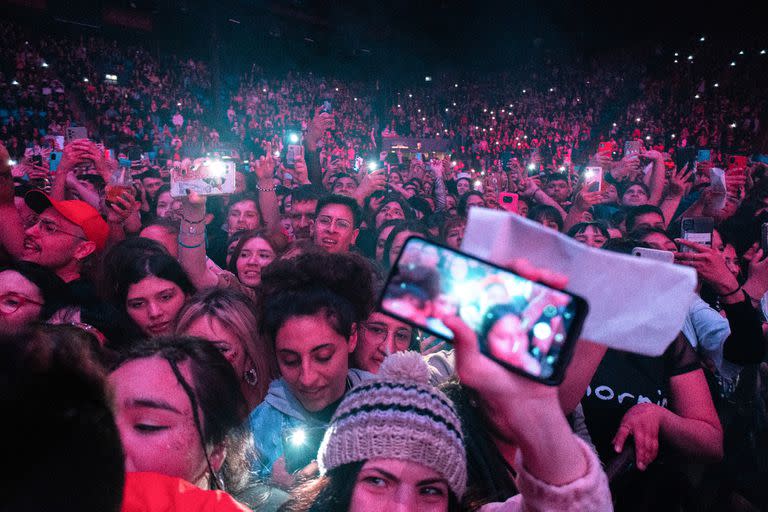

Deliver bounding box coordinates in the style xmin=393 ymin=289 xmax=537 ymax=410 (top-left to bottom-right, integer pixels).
xmin=288 ymin=133 xmax=300 ymax=144
xmin=289 ymin=428 xmax=307 ymax=446
xmin=367 ymin=161 xmax=378 ymax=172
xmin=527 ymin=163 xmax=537 ymax=172
xmin=207 ymin=160 xmax=226 ymax=178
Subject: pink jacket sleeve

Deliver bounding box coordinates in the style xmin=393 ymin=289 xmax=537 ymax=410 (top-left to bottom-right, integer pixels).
xmin=479 ymin=436 xmax=613 ymax=512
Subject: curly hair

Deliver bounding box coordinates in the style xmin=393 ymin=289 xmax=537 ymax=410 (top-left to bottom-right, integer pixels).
xmin=259 ymin=252 xmax=376 ymax=343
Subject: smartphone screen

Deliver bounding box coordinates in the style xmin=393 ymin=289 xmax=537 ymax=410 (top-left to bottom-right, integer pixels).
xmin=583 ymin=166 xmax=603 ymax=193
xmin=379 ymin=237 xmax=587 ymax=384
xmin=680 ymin=217 xmax=713 ymax=252
xmin=169 ymin=159 xmax=236 ymax=198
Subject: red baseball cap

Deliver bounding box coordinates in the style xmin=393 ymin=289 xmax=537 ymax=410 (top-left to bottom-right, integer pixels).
xmin=25 ymin=190 xmax=109 ymax=251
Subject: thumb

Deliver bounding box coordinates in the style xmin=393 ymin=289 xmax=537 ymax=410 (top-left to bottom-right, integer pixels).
xmin=613 ymin=424 xmax=630 ymax=453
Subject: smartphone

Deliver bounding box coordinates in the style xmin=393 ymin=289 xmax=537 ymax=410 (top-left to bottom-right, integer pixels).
xmin=169 ymin=159 xmax=236 ymax=198
xmin=283 ymin=130 xmax=303 ymax=169
xmin=49 ymin=151 xmax=62 ymax=172
xmin=598 ymin=141 xmax=613 ymax=154
xmin=697 ymin=149 xmax=711 ymax=163
xmin=761 ymin=223 xmax=768 ymax=255
xmin=583 ymin=166 xmax=603 ymax=193
xmin=65 ymin=126 xmax=88 ymax=144
xmin=379 ymin=237 xmax=588 ymax=385
xmin=727 ymin=155 xmax=748 ymax=176
xmin=624 ymin=140 xmax=644 ymax=157
xmin=320 ymin=99 xmax=332 ymax=114
xmin=680 ymin=217 xmax=714 ymax=253
xmin=282 ymin=426 xmax=325 ymax=473
xmin=498 ymin=192 xmax=519 ymax=213
xmin=674 ymin=146 xmax=698 ymax=172
xmin=632 ymin=247 xmax=675 ymax=264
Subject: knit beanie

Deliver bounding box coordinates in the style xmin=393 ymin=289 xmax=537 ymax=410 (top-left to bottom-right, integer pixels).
xmin=317 ymin=351 xmax=467 ymax=498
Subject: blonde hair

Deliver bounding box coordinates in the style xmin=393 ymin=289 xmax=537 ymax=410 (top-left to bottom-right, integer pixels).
xmin=175 ymin=288 xmax=276 ymax=404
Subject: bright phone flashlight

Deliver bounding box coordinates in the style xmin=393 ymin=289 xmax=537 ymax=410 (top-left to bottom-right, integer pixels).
xmin=289 ymin=428 xmax=307 ymax=446
xmin=367 ymin=161 xmax=378 ymax=172
xmin=207 ymin=160 xmax=227 ymax=178
xmin=273 ymin=150 xmax=280 ymax=158
xmin=288 ymin=133 xmax=300 ymax=144
xmin=527 ymin=163 xmax=536 ymax=172
xmin=583 ymin=169 xmax=595 ymax=179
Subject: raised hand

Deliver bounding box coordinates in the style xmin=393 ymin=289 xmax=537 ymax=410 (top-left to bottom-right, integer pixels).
xmin=613 ymin=403 xmax=665 ymax=471
xmin=674 ymin=239 xmax=740 ymax=295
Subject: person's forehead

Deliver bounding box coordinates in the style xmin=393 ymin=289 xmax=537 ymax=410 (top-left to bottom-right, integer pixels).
xmin=0 ymin=270 xmax=42 ymax=298
xmin=230 ymin=199 xmax=257 ymax=211
xmin=110 ymin=357 xmax=193 ymax=409
xmin=40 ymin=207 xmax=81 ymax=230
xmin=367 ymin=311 xmax=411 ymax=330
xmin=292 ymin=199 xmax=317 ymax=212
xmin=319 ymin=203 xmax=354 ymax=220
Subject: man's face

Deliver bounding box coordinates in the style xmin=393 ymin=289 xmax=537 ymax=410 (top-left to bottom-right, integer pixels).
xmin=227 ymin=199 xmax=260 ymax=235
xmin=23 ymin=208 xmax=86 ymax=272
xmin=142 ymin=177 xmax=163 ymax=199
xmin=631 ymin=212 xmax=665 ymax=232
xmin=314 ymin=203 xmax=359 ymax=254
xmin=332 ymin=177 xmax=357 ymax=197
xmin=290 ymin=199 xmax=318 ymax=240
xmin=545 ymin=179 xmax=570 ymax=203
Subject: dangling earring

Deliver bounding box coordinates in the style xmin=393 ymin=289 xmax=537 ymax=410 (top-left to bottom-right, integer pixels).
xmin=244 ymin=368 xmax=258 ymax=387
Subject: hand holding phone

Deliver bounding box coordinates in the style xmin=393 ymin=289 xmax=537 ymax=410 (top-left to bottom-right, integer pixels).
xmin=679 ymin=217 xmax=713 ymax=253
xmin=583 ymin=166 xmax=603 ymax=193
xmin=379 ymin=237 xmax=587 ymax=385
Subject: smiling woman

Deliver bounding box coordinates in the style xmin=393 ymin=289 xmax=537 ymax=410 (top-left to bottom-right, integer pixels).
xmin=248 ymin=251 xmax=376 ymax=485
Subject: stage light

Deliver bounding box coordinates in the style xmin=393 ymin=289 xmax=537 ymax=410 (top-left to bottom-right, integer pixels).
xmin=425 ymin=76 xmax=432 ymax=82
xmin=714 ymin=83 xmax=719 ymax=87
xmin=730 ymin=61 xmax=736 ymax=66
xmin=699 ymin=36 xmax=705 ymax=42
xmin=83 ymin=77 xmax=89 ymax=82
xmin=41 ymin=62 xmax=48 ymax=68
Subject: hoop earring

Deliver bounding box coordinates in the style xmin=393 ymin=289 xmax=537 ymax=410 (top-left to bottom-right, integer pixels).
xmin=244 ymin=368 xmax=258 ymax=387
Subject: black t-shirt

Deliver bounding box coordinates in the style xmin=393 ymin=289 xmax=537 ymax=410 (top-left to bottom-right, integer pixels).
xmin=582 ymin=334 xmax=701 ymax=462
xmin=65 ymin=277 xmax=98 ymax=308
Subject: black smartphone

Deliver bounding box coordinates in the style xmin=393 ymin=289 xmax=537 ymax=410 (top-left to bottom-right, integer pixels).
xmin=282 ymin=128 xmax=303 ymax=170
xmin=282 ymin=426 xmax=325 ymax=474
xmin=680 ymin=217 xmax=714 ymax=253
xmin=378 ymin=237 xmax=588 ymax=385
xmin=673 ymin=146 xmax=698 ymax=172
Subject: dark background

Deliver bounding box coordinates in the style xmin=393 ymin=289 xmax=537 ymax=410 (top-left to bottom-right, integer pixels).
xmin=3 ymin=0 xmax=765 ymax=77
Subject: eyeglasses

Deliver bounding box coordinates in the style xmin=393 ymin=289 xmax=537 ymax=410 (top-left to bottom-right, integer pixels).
xmin=27 ymin=216 xmax=88 ymax=241
xmin=361 ymin=323 xmax=413 ymax=350
xmin=316 ymin=215 xmax=352 ymax=231
xmin=0 ymin=293 xmax=44 ymax=315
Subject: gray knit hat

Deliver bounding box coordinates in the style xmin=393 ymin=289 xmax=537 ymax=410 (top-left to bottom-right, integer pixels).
xmin=317 ymin=351 xmax=467 ymax=498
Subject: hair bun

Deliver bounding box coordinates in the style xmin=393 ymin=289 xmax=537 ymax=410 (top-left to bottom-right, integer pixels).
xmin=378 ymin=351 xmax=430 ymax=385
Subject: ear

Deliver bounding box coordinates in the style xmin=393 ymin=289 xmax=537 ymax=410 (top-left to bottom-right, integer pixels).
xmin=73 ymin=241 xmax=97 ymax=261
xmin=347 ymin=323 xmax=358 ymax=354
xmin=209 ymin=444 xmax=226 ymax=473
xmin=351 ymin=228 xmax=360 ymax=245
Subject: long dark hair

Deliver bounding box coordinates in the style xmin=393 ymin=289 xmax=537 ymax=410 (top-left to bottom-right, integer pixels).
xmin=115 ymin=253 xmax=196 ymax=307
xmin=382 ymin=220 xmax=431 ymax=269
xmin=281 ymin=461 xmax=463 ymax=512
xmin=111 ymin=336 xmax=252 ymax=495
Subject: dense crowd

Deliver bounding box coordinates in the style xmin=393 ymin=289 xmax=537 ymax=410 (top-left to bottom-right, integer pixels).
xmin=3 ymin=19 xmax=768 ymax=512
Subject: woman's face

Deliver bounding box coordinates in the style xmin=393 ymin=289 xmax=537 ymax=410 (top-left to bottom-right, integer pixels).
xmin=125 ymin=276 xmax=186 ymax=337
xmin=235 ymin=237 xmax=276 ymax=288
xmin=349 ymin=458 xmax=450 ymax=512
xmin=388 ymin=231 xmax=418 ymax=266
xmin=155 ymin=191 xmax=181 ymax=219
xmin=621 ymin=184 xmax=649 ymax=207
xmin=456 ymin=179 xmax=470 ymax=196
xmin=182 ymin=315 xmax=248 ymax=379
xmin=487 ymin=314 xmax=531 ymax=366
xmin=465 ymin=194 xmax=486 ymax=212
xmin=376 ymin=201 xmax=406 ymax=229
xmin=444 ymin=223 xmax=465 ymax=249
xmin=573 ymin=225 xmax=607 ymax=249
xmin=110 ymin=357 xmax=212 ymax=487
xmin=354 ymin=312 xmax=413 ymax=374
xmin=389 ymin=172 xmax=403 ymax=186
xmin=376 ymin=225 xmax=396 ymax=262
xmin=0 ymin=270 xmax=43 ymax=335
xmin=723 ymin=244 xmax=740 ymax=277
xmin=641 ymin=232 xmax=677 ymax=252
xmin=275 ymin=312 xmax=356 ymax=412
xmin=536 ymin=216 xmax=561 ymax=232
